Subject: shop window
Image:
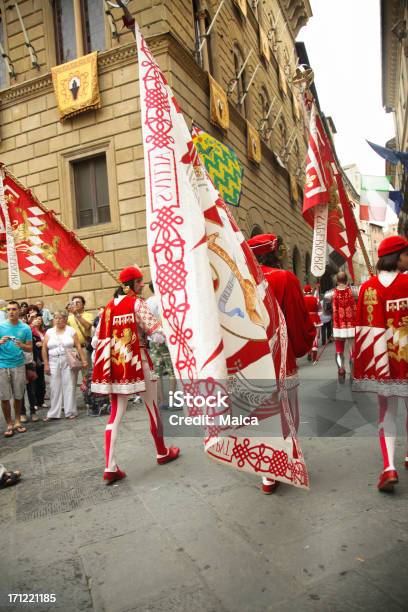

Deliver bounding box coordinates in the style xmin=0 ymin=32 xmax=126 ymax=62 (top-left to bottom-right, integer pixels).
xmin=72 ymin=154 xmax=110 ymax=228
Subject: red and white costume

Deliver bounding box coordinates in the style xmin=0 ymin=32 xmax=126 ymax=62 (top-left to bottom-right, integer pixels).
xmin=353 ymin=235 xmax=408 ymax=492
xmin=303 ymin=285 xmax=322 ymax=361
xmin=325 ymin=284 xmax=358 ymax=376
xmin=247 ymin=234 xmax=315 ymax=494
xmin=92 ymin=266 xmax=179 ymax=482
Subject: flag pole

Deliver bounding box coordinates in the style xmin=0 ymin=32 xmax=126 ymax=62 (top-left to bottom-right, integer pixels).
xmin=1 ymin=164 xmax=120 ymax=286
xmin=349 ymin=199 xmax=374 ymax=276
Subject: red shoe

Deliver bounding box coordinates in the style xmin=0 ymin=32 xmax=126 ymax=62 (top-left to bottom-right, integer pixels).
xmin=377 ymin=469 xmax=398 ymax=492
xmin=103 ymin=468 xmax=126 ymax=484
xmin=157 ymin=447 xmax=180 ymax=465
xmin=405 ymin=457 xmax=408 ymax=470
xmin=261 ymin=479 xmax=280 ymax=494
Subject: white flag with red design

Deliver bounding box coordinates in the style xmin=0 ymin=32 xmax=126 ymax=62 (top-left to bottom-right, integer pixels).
xmin=137 ymin=24 xmax=308 ymax=488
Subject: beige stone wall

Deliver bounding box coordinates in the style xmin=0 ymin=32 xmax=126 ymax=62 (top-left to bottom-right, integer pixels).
xmin=0 ymin=1 xmax=312 ymax=313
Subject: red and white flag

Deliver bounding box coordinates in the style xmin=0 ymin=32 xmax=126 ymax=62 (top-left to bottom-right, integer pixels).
xmin=303 ymin=104 xmax=358 ymax=278
xmin=0 ymin=168 xmax=88 ymax=291
xmin=137 ymin=25 xmax=308 ymax=488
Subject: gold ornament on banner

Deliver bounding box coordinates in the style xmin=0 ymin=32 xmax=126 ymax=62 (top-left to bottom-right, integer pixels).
xmin=247 ymin=121 xmax=261 ymax=164
xmin=209 ymin=75 xmax=229 ymax=130
xmin=51 ymin=52 xmax=101 ymax=121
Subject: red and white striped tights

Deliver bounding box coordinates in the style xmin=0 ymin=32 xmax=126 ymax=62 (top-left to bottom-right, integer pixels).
xmin=105 ymin=356 xmax=167 ymax=473
xmin=378 ymin=395 xmax=408 ymax=472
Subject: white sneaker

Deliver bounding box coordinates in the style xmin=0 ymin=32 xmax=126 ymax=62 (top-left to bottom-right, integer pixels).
xmin=20 ymin=415 xmax=27 ymax=423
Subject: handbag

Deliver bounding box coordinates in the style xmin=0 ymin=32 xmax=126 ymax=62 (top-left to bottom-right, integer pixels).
xmin=65 ymin=348 xmax=83 ymax=371
xmin=25 ymin=363 xmax=38 ymax=383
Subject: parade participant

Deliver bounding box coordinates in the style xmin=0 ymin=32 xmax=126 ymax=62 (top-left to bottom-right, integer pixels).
xmin=92 ymin=266 xmax=180 ymax=484
xmin=247 ymin=234 xmax=315 ymax=493
xmin=324 ymin=271 xmax=358 ymax=381
xmin=303 ymin=285 xmax=322 ymax=362
xmin=353 ymin=236 xmax=408 ymax=492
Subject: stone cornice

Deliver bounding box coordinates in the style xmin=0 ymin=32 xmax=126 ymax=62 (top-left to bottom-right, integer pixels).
xmin=278 ymin=0 xmax=312 ymax=39
xmin=0 ymin=36 xmax=167 ymax=109
xmin=381 ymin=0 xmax=406 ymax=109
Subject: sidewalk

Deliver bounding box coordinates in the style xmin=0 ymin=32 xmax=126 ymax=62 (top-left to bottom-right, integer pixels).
xmin=0 ymin=344 xmax=407 ymax=611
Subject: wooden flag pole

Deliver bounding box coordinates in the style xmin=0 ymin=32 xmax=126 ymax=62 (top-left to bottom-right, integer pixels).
xmin=349 ymin=199 xmax=374 ymax=276
xmin=2 ymin=165 xmax=120 ymax=286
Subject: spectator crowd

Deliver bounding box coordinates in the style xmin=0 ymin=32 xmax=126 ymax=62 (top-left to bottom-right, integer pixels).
xmin=0 ymin=290 xmax=177 ymax=440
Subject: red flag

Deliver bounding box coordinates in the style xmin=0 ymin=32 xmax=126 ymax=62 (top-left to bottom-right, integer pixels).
xmin=303 ymin=104 xmax=358 ymax=276
xmin=0 ymin=170 xmax=88 ymax=291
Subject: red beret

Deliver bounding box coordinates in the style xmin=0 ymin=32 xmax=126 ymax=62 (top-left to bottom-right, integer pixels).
xmin=303 ymin=284 xmax=313 ymax=294
xmin=247 ymin=233 xmax=278 ymax=255
xmin=118 ymin=266 xmax=143 ymax=283
xmin=378 ymin=236 xmax=408 ymax=257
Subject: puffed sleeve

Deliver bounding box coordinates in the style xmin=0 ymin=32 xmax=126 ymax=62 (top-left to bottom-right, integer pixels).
xmin=134 ymin=298 xmax=161 ymax=335
xmin=282 ymin=272 xmax=316 ymax=358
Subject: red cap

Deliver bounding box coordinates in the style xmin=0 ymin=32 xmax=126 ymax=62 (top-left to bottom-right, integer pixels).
xmin=377 ymin=236 xmax=408 ymax=257
xmin=247 ymin=233 xmax=278 ymax=255
xmin=118 ymin=266 xmax=143 ymax=283
xmin=303 ymin=284 xmax=313 ymax=294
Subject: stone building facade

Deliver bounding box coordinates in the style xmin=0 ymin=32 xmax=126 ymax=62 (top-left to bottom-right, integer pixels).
xmin=381 ymin=0 xmax=408 ymax=237
xmin=0 ymin=0 xmax=313 ymax=310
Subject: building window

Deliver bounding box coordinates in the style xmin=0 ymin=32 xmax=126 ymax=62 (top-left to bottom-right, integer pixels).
xmin=192 ymin=1 xmax=214 ymax=74
xmin=0 ymin=7 xmax=7 ymax=90
xmin=277 ymin=116 xmax=287 ymax=158
xmin=292 ymin=246 xmax=301 ymax=278
xmin=82 ymin=0 xmax=106 ymax=54
xmin=233 ymin=44 xmax=247 ymax=117
xmin=251 ymin=224 xmax=263 ymax=237
xmin=53 ymin=0 xmax=77 ymax=63
xmin=259 ymin=86 xmax=271 ymax=139
xmin=72 ymin=154 xmax=110 ymax=228
xmin=53 ymin=0 xmax=106 ymax=64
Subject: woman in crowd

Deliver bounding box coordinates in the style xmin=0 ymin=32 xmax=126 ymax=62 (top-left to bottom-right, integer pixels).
xmin=42 ymin=310 xmax=88 ymax=421
xmin=30 ymin=313 xmax=47 ymax=411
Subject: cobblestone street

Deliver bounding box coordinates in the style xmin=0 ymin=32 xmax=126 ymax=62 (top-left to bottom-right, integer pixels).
xmin=0 ymin=344 xmax=407 ymax=612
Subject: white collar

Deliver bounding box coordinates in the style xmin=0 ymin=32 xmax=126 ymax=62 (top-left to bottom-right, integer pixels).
xmin=378 ymin=271 xmax=398 ymax=287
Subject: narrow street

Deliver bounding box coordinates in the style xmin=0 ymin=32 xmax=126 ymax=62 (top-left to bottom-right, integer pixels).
xmin=1 ymin=344 xmax=407 ymax=612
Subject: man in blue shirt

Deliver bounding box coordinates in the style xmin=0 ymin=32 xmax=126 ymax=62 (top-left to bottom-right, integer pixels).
xmin=0 ymin=301 xmax=33 ymax=437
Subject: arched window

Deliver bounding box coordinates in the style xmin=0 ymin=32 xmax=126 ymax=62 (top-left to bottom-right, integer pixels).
xmin=192 ymin=1 xmax=214 ymax=74
xmin=251 ymin=225 xmax=263 ymax=237
xmin=305 ymin=252 xmax=311 ymax=283
xmin=277 ymin=116 xmax=287 ymax=158
xmin=259 ymin=86 xmax=272 ymax=139
xmin=233 ymin=44 xmax=248 ymax=117
xmin=292 ymin=246 xmax=301 ymax=279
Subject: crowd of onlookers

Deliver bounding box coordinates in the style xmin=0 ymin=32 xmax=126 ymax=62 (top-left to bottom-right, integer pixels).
xmin=0 ymin=296 xmax=113 ymax=443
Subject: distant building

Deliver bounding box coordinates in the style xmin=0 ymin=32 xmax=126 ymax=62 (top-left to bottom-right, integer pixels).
xmin=343 ymin=163 xmax=384 ymax=284
xmin=381 ymin=0 xmax=408 ymax=237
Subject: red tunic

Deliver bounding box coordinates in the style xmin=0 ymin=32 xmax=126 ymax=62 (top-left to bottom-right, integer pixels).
xmin=332 ymin=286 xmax=356 ymax=338
xmin=353 ymin=272 xmax=408 ymax=397
xmin=304 ymin=295 xmax=322 ymax=327
xmin=261 ymin=266 xmax=315 ymax=376
xmin=92 ymin=294 xmax=160 ymax=395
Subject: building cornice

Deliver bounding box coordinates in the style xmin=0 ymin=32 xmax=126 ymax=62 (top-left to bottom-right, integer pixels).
xmin=381 ymin=0 xmax=405 ymax=109
xmin=278 ymin=0 xmax=312 ymax=39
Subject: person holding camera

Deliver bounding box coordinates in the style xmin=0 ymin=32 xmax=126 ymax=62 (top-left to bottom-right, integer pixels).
xmin=0 ymin=301 xmax=33 ymax=437
xmin=67 ymin=296 xmax=94 ymax=365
